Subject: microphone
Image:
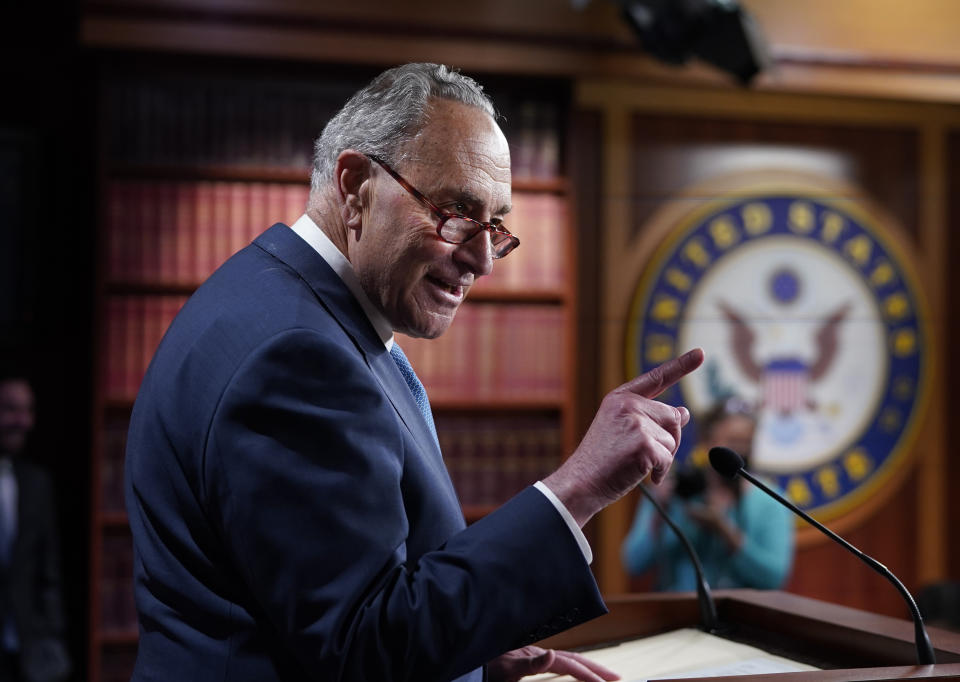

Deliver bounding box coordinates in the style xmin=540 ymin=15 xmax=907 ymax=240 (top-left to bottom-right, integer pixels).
xmin=639 ymin=484 xmax=719 ymax=633
xmin=708 ymin=446 xmax=936 ymax=665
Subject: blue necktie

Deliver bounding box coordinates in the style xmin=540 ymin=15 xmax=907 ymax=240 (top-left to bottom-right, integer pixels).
xmin=389 ymin=344 xmax=440 ymax=450
xmin=389 ymin=347 xmax=481 ymax=682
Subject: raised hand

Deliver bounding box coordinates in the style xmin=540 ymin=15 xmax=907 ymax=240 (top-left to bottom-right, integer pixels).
xmin=543 ymin=349 xmax=704 ymax=527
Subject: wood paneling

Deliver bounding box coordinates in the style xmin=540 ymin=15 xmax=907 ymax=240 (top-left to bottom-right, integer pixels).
xmin=785 ymin=468 xmax=920 ymax=618
xmin=569 ymin=108 xmax=605 ymax=559
xmin=540 ymin=591 xmax=960 ymax=672
xmin=583 ymin=83 xmax=949 ymax=617
xmin=629 ymin=115 xmax=919 ymax=243
xmin=80 ymin=1 xmax=960 ymax=103
xmin=746 ymin=0 xmax=960 ymax=67
xmin=83 ymin=0 xmax=960 ymax=70
xmin=947 ymin=131 xmax=960 ymax=584
xmin=569 ymin=109 xmax=605 ymax=439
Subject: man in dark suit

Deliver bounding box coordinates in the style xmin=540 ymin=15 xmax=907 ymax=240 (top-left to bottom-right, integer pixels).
xmin=125 ymin=63 xmax=703 ymax=681
xmin=0 ymin=374 xmax=70 ymax=682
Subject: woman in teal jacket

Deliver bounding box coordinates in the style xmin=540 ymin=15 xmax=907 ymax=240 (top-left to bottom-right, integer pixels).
xmin=622 ymin=399 xmax=794 ymax=590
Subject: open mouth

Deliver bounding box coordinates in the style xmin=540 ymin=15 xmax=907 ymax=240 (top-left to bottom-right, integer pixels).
xmin=426 ymin=275 xmax=464 ymax=298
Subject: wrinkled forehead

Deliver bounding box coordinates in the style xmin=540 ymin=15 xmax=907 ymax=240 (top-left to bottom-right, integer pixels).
xmin=397 ymin=99 xmax=512 ymax=209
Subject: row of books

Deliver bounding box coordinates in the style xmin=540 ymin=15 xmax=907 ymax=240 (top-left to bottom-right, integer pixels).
xmin=104 ymin=180 xmax=568 ymax=291
xmin=473 ymin=192 xmax=568 ymax=293
xmin=105 ymin=74 xmax=359 ymax=168
xmin=397 ymin=304 xmax=567 ymax=402
xmin=503 ymin=99 xmax=564 ymax=181
xmin=100 ymin=533 xmax=137 ymax=634
xmin=105 ymin=180 xmax=309 ymax=285
xmin=104 ymin=75 xmax=565 ymax=181
xmin=102 ymin=297 xmax=565 ymax=403
xmin=436 ymin=413 xmax=564 ymax=506
xmin=102 ymin=295 xmax=187 ymax=401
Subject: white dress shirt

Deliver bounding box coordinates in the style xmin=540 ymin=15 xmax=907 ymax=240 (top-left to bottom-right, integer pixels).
xmin=288 ymin=214 xmax=592 ymax=563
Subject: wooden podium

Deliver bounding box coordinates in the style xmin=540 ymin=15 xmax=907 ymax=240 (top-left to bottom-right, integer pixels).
xmin=538 ymin=590 xmax=960 ymax=680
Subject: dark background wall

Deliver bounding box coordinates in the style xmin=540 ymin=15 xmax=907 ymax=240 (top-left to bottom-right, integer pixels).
xmin=1 ymin=3 xmax=95 ymax=676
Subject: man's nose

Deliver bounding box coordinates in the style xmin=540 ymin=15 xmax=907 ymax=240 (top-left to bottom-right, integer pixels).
xmin=454 ymin=229 xmax=495 ymax=277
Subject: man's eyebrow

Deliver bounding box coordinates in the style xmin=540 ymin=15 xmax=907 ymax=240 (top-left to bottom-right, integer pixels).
xmin=449 ymin=189 xmax=512 ymax=217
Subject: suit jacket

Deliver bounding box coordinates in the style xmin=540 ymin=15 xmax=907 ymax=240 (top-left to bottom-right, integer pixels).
xmin=125 ymin=224 xmax=605 ymax=682
xmin=1 ymin=460 xmax=69 ymax=682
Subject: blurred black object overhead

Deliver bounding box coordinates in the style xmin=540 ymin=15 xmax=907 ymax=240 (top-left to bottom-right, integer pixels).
xmin=575 ymin=0 xmax=770 ymax=84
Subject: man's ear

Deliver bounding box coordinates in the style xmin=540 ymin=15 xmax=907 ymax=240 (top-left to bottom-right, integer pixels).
xmin=335 ymin=150 xmax=372 ymax=234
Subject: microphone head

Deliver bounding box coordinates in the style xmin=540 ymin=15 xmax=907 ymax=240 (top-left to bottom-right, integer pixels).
xmin=709 ymin=446 xmax=745 ymax=479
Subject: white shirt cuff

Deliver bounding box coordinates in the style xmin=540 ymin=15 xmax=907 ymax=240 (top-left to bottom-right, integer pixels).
xmin=533 ymin=481 xmax=593 ymax=565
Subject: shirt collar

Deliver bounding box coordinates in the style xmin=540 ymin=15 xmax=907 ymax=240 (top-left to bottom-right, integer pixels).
xmin=289 ymin=213 xmax=394 ymax=349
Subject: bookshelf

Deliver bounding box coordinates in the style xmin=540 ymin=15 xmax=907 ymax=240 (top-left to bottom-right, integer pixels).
xmin=89 ymin=63 xmax=576 ymax=680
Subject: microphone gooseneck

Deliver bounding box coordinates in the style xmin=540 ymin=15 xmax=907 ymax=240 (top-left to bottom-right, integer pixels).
xmin=708 ymin=446 xmax=936 ymax=665
xmin=639 ymin=484 xmax=719 ymax=633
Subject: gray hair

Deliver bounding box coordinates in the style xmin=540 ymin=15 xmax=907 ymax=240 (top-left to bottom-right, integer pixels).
xmin=310 ymin=63 xmax=497 ymax=192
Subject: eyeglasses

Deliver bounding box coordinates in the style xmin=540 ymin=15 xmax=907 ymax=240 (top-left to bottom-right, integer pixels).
xmin=365 ymin=154 xmax=520 ymax=259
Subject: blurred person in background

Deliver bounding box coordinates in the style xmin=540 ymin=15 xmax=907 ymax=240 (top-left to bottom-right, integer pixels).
xmin=0 ymin=371 xmax=69 ymax=682
xmin=622 ymin=397 xmax=794 ymax=591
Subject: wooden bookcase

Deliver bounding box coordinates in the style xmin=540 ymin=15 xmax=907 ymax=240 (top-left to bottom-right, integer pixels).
xmin=88 ymin=61 xmax=577 ymax=681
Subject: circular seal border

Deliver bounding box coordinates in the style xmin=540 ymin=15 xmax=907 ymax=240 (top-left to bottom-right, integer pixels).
xmin=625 ymin=191 xmax=931 ymax=526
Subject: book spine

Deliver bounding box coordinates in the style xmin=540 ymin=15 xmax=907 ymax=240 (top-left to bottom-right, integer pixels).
xmin=474 ymin=305 xmax=497 ymax=400
xmin=138 ymin=296 xmax=154 ymax=398
xmin=194 ymin=182 xmax=212 ymax=283
xmin=157 ymin=182 xmax=176 ymax=285
xmin=104 ymin=298 xmax=121 ymax=400
xmin=248 ymin=182 xmax=267 ymax=242
xmin=106 ymin=182 xmax=123 ymax=283
xmin=228 ymin=181 xmax=247 ymax=260
xmin=175 ymin=182 xmax=195 ymax=287
xmin=126 ymin=297 xmax=142 ymax=401
xmin=287 ymin=182 xmax=309 ymax=225
xmin=122 ymin=183 xmax=140 ymax=284
xmin=142 ymin=180 xmax=159 ymax=284
xmin=211 ymin=181 xmax=231 ymax=275
xmin=266 ymin=183 xmax=284 ymax=232
xmin=101 ymin=416 xmax=128 ymax=512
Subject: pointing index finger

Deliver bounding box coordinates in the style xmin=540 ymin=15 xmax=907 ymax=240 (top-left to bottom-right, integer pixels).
xmin=622 ymin=348 xmax=704 ymax=399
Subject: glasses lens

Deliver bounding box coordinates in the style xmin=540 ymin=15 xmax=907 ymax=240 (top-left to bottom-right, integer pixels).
xmin=490 ymin=232 xmax=519 ymax=258
xmin=438 ymin=216 xmax=480 ymax=244
xmin=439 ymin=217 xmax=519 ymax=259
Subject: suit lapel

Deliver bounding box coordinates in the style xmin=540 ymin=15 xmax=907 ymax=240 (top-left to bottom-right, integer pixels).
xmin=252 ymin=224 xmax=452 ymax=485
